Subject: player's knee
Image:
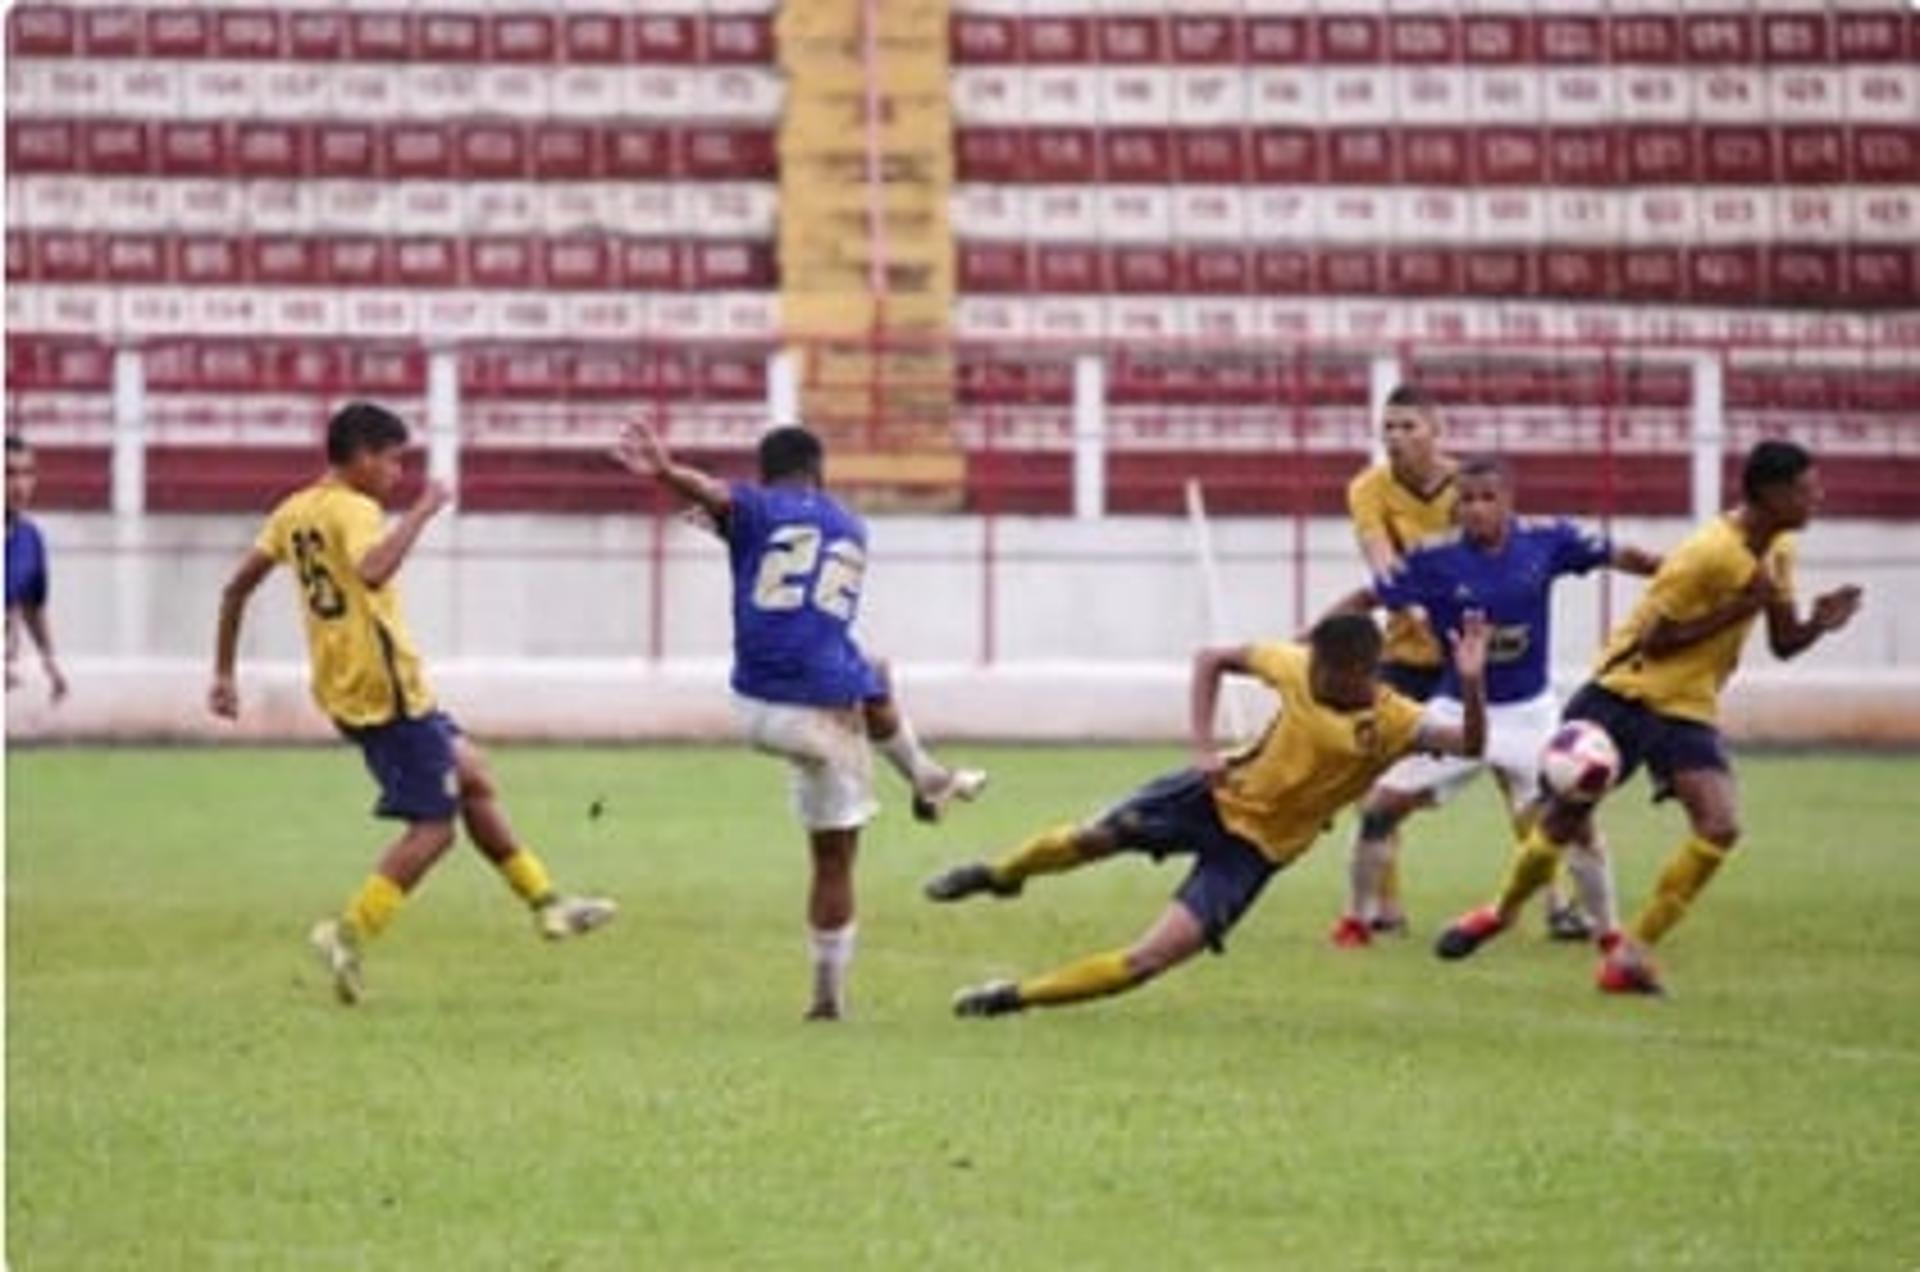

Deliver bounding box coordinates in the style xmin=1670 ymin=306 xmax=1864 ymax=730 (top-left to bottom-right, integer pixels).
xmin=1540 ymin=798 xmax=1590 ymax=844
xmin=1695 ymin=814 xmax=1740 ymax=849
xmin=457 ymin=761 xmax=496 ymax=803
xmin=1358 ymin=804 xmax=1403 ymax=842
xmin=413 ymin=819 xmax=456 ymax=856
xmin=1126 ymin=941 xmax=1185 ymax=981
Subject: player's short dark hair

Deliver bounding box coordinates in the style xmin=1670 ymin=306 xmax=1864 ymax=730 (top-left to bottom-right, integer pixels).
xmin=1384 ymin=384 xmax=1433 ymax=411
xmin=325 ymin=402 xmax=408 ymax=465
xmin=758 ymin=426 xmax=824 ymax=483
xmin=1457 ymin=453 xmax=1511 ymax=484
xmin=1741 ymin=439 xmax=1813 ymax=502
xmin=1308 ymin=613 xmax=1384 ymax=672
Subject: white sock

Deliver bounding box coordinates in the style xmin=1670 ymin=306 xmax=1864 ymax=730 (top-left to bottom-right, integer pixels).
xmin=808 ymin=922 xmax=858 ymax=1012
xmin=1563 ymin=837 xmax=1619 ymax=938
xmin=874 ymin=717 xmax=944 ymax=792
xmin=1350 ymin=835 xmax=1394 ymax=923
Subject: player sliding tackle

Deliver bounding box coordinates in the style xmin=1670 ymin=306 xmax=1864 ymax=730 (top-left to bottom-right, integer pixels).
xmin=1434 ymin=440 xmax=1863 ymax=996
xmin=927 ymin=610 xmax=1490 ymax=1018
xmin=609 ymin=418 xmax=983 ymax=1020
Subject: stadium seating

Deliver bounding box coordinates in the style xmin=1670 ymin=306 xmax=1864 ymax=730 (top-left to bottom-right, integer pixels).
xmin=4 ymin=3 xmax=1915 ymax=515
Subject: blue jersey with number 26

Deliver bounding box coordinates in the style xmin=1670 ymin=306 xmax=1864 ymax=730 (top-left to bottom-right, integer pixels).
xmin=726 ymin=482 xmax=878 ymax=707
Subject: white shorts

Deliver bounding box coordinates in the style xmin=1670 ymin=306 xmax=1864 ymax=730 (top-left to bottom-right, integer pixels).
xmin=1377 ymin=690 xmax=1560 ymax=811
xmin=732 ymin=695 xmax=877 ymax=832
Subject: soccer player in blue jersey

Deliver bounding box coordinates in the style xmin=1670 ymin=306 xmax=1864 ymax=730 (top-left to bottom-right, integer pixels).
xmin=611 ymin=419 xmax=983 ymax=1020
xmin=5 ymin=435 xmax=69 ymax=703
xmin=1327 ymin=456 xmax=1662 ymax=948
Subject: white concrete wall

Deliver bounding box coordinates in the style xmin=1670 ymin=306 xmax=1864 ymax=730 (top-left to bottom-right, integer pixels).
xmin=9 ymin=512 xmax=1920 ymax=742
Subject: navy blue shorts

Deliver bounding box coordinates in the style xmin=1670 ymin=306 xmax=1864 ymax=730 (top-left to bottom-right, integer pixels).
xmin=339 ymin=710 xmax=462 ymax=822
xmin=1097 ymin=768 xmax=1278 ymax=953
xmin=1562 ymin=682 xmax=1728 ymax=802
xmin=1379 ymin=660 xmax=1444 ymax=703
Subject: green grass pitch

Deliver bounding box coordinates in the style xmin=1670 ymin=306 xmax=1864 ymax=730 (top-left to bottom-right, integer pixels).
xmin=8 ymin=744 xmax=1919 ymax=1270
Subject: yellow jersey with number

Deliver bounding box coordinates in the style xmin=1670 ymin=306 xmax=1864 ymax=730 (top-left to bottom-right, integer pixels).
xmin=1594 ymin=514 xmax=1795 ymax=725
xmin=255 ymin=478 xmax=433 ymax=728
xmin=1347 ymin=463 xmax=1456 ymax=668
xmin=1212 ymin=643 xmax=1427 ymax=865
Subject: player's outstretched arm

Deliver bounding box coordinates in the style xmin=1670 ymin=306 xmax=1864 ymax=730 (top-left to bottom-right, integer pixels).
xmin=1188 ymin=644 xmax=1253 ymax=781
xmin=1415 ymin=612 xmax=1490 ymax=758
xmin=210 ymin=549 xmax=276 ymax=719
xmin=1610 ymin=544 xmax=1663 ymax=576
xmin=1766 ymin=584 xmax=1863 ymax=660
xmin=609 ymin=418 xmax=732 ymax=521
xmin=358 ymin=480 xmax=450 ymax=589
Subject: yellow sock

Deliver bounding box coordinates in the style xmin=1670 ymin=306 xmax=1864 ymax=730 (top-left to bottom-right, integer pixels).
xmin=343 ymin=874 xmax=406 ymax=942
xmin=990 ymin=824 xmax=1086 ymax=888
xmin=499 ymin=850 xmax=557 ymax=908
xmin=1017 ymin=950 xmax=1139 ymax=1008
xmin=1494 ymin=826 xmax=1562 ymax=920
xmin=1633 ymin=836 xmax=1729 ymax=946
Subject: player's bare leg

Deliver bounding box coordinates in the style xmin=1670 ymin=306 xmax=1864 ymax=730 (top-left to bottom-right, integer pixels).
xmin=925 ymin=822 xmax=1121 ymax=902
xmin=861 ymin=658 xmax=987 ymax=823
xmin=311 ymin=818 xmax=455 ymax=1005
xmin=806 ymin=827 xmax=859 ymax=1020
xmin=451 ymin=736 xmax=615 ymax=940
xmin=954 ymin=899 xmax=1208 ymax=1018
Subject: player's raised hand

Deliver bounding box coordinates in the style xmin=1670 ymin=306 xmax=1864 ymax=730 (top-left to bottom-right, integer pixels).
xmin=208 ymin=673 xmax=239 ymax=720
xmin=610 ymin=419 xmax=670 ymax=477
xmin=413 ymin=479 xmax=452 ymax=519
xmin=1811 ymin=584 xmax=1863 ymax=633
xmin=1451 ymin=609 xmax=1491 ymax=680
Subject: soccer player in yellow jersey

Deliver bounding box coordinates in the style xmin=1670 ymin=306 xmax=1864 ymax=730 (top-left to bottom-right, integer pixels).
xmin=1435 ymin=440 xmax=1863 ymax=995
xmin=925 ymin=611 xmax=1490 ymax=1018
xmin=1345 ymin=386 xmax=1586 ymax=939
xmin=209 ymin=403 xmax=616 ymax=1004
xmin=1347 ymin=386 xmax=1458 ymax=702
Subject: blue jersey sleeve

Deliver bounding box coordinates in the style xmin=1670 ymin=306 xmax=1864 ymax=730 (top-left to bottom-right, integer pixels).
xmin=1373 ymin=547 xmax=1443 ymax=613
xmin=1549 ymin=519 xmax=1613 ymax=577
xmin=724 ymin=482 xmax=767 ymax=550
xmin=5 ymin=522 xmax=49 ymax=609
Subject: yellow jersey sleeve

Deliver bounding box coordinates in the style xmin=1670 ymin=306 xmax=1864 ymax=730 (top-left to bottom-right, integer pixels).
xmin=1345 ymin=469 xmax=1392 ymax=545
xmin=1378 ymin=689 xmax=1427 ymax=758
xmin=331 ymin=491 xmax=385 ymax=578
xmin=1639 ymin=532 xmax=1741 ymax=625
xmin=1243 ymin=641 xmax=1308 ymax=693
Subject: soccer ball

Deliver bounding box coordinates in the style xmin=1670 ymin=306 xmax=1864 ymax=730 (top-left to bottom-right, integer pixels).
xmin=1539 ymin=720 xmax=1621 ymax=803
